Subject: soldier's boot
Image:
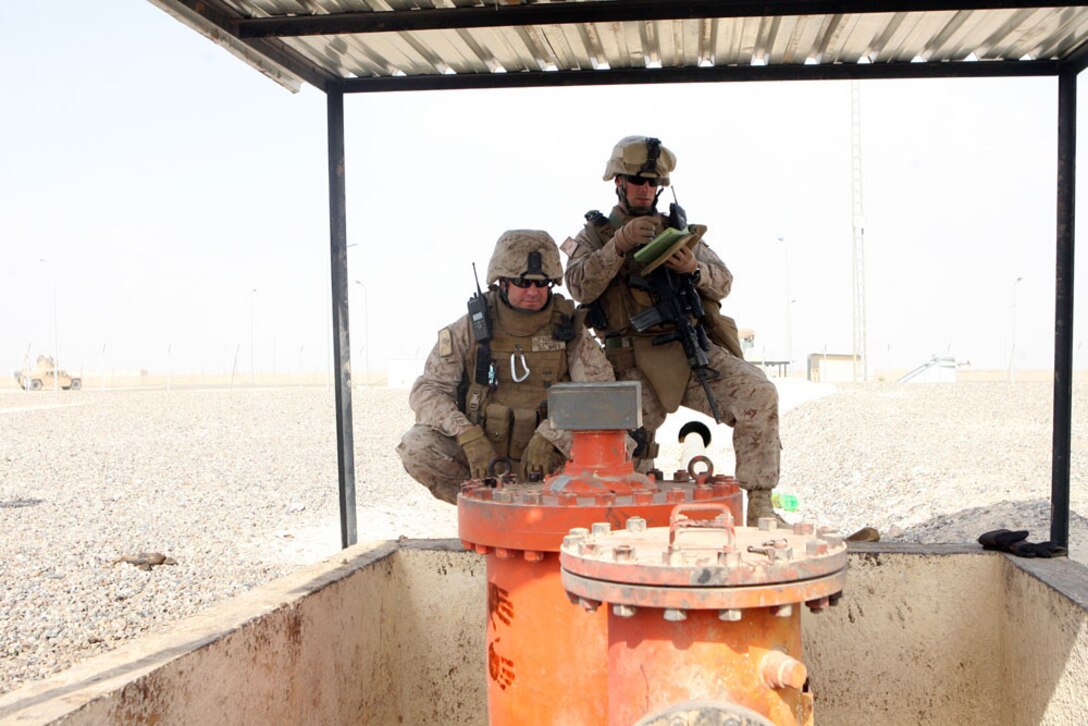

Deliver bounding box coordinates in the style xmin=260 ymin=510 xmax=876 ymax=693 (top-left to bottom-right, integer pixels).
xmin=746 ymin=489 xmax=788 ymax=528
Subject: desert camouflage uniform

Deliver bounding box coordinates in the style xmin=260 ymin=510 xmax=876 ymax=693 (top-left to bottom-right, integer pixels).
xmin=397 ymin=291 xmax=614 ymax=503
xmin=564 ymin=205 xmax=780 ymax=493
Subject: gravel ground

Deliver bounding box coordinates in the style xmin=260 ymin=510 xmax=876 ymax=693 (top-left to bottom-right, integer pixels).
xmin=0 ymin=381 xmax=1085 ymax=695
xmin=775 ymin=381 xmax=1088 ymax=561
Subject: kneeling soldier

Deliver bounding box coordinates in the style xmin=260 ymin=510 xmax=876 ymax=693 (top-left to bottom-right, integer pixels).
xmin=564 ymin=136 xmax=783 ymax=526
xmin=397 ymin=230 xmax=614 ymax=504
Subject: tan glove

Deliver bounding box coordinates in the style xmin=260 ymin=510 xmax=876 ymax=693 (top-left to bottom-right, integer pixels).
xmin=457 ymin=425 xmax=497 ymax=479
xmin=613 ymin=217 xmax=657 ymax=253
xmin=520 ymin=433 xmax=565 ymax=479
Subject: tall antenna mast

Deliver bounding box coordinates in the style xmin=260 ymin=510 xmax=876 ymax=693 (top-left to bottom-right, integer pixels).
xmin=850 ymin=80 xmax=869 ymax=382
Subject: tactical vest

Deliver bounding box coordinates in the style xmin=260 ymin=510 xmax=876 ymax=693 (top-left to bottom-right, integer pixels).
xmin=463 ymin=291 xmax=576 ymax=462
xmin=582 ymin=209 xmax=745 ymax=413
xmin=583 ymin=209 xmax=668 ymax=340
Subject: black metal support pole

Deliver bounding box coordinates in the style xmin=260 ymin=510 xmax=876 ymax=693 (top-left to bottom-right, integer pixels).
xmin=1051 ymin=67 xmax=1076 ymax=547
xmin=327 ymin=83 xmax=358 ymax=548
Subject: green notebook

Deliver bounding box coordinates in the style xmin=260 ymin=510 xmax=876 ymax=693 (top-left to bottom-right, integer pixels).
xmin=633 ymin=227 xmax=690 ymax=265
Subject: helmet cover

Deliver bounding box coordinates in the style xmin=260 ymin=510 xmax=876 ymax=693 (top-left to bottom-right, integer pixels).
xmin=486 ymin=229 xmax=564 ymax=285
xmin=603 ymin=135 xmax=676 ymax=186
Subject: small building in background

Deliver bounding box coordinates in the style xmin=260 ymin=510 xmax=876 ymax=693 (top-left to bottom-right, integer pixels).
xmin=807 ymin=353 xmax=863 ymax=383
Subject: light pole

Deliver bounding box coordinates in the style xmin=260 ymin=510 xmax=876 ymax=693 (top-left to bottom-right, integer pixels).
xmin=1010 ymin=276 xmax=1024 ymax=383
xmin=777 ymin=237 xmax=793 ymax=371
xmin=231 ymin=343 xmax=241 ymax=390
xmin=38 ymin=258 xmax=59 ymax=393
xmin=249 ymin=288 xmax=257 ymax=386
xmin=354 ymin=280 xmax=370 ymax=387
xmin=788 ymin=298 xmax=797 ymax=377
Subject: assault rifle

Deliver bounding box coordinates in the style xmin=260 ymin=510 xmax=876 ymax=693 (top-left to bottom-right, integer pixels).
xmin=628 ymin=264 xmax=723 ymax=424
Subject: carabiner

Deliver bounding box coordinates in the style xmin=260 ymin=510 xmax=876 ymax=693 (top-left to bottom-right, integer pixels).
xmin=510 ymin=347 xmax=530 ymax=383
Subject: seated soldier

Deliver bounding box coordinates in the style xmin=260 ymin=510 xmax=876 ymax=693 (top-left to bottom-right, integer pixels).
xmin=397 ymin=229 xmax=614 ymax=504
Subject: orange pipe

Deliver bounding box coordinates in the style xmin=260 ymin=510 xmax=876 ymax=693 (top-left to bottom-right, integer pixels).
xmin=605 ymin=606 xmax=808 ymax=726
xmin=462 ymin=423 xmax=743 ymax=725
xmin=485 ymin=552 xmax=607 ymax=725
xmin=547 ymin=429 xmax=652 ymax=495
xmin=470 ymin=486 xmax=742 ymax=726
xmin=566 ymin=430 xmax=634 ymax=484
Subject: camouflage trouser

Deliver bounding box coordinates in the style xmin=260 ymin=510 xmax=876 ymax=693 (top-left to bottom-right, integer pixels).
xmin=396 ymin=424 xmax=469 ymax=505
xmin=397 ymin=421 xmax=574 ymax=504
xmin=615 ymin=344 xmax=780 ymax=492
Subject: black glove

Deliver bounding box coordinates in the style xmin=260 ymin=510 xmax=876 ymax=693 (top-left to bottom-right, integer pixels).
xmin=978 ymin=529 xmax=1029 ymax=551
xmin=978 ymin=529 xmax=1068 ymax=558
xmin=1007 ymin=540 xmax=1069 ymax=558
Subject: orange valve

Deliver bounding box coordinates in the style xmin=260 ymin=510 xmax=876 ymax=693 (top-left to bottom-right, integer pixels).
xmin=459 ymin=383 xmax=742 ymax=725
xmin=560 ymin=508 xmax=847 ymax=725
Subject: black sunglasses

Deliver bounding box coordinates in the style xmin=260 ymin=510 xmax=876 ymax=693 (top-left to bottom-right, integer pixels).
xmin=508 ymin=278 xmax=554 ymax=289
xmin=624 ymin=175 xmax=660 ymax=187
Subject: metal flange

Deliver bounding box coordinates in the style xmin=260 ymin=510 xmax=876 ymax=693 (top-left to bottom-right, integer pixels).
xmin=459 ymin=480 xmax=741 ymax=553
xmin=559 ymin=504 xmax=847 ymax=610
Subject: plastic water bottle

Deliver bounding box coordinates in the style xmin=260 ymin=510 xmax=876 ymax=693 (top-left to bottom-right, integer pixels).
xmin=772 ymin=493 xmax=800 ymax=512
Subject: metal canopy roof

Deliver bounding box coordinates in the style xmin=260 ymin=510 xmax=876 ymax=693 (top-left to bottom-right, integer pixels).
xmin=149 ymin=0 xmax=1081 ymax=551
xmin=152 ymin=0 xmax=1088 ymax=92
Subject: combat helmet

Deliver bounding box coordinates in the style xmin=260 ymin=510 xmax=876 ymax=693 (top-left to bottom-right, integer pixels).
xmin=486 ymin=229 xmax=564 ymax=286
xmin=603 ymin=136 xmax=677 ymax=186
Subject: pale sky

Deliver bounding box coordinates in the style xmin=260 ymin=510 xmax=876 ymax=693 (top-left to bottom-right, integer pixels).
xmin=2 ymin=2 xmax=1085 ymax=378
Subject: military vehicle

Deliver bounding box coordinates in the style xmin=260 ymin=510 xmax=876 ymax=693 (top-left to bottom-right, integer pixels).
xmin=14 ymin=355 xmax=81 ymax=391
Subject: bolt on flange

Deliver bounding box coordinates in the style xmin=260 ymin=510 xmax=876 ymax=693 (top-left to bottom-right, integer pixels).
xmin=578 ymin=596 xmax=601 ymax=612
xmin=663 ymin=608 xmax=688 ymax=622
xmin=771 ymin=604 xmax=793 ymax=618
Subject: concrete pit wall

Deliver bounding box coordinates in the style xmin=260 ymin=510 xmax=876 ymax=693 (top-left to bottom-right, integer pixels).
xmin=1000 ymin=553 xmax=1088 ymax=725
xmin=805 ymin=543 xmax=1088 ymax=726
xmin=804 ymin=546 xmax=1005 ymax=724
xmin=0 ymin=541 xmax=1084 ymax=725
xmin=0 ymin=541 xmax=487 ymax=726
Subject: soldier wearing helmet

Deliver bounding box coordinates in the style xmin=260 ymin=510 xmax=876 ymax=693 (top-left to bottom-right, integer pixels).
xmin=563 ymin=136 xmax=784 ymax=526
xmin=397 ymin=229 xmax=614 ymax=503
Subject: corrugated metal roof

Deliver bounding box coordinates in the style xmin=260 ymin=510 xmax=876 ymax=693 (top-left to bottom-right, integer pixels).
xmin=151 ymin=1 xmax=1088 ymax=91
